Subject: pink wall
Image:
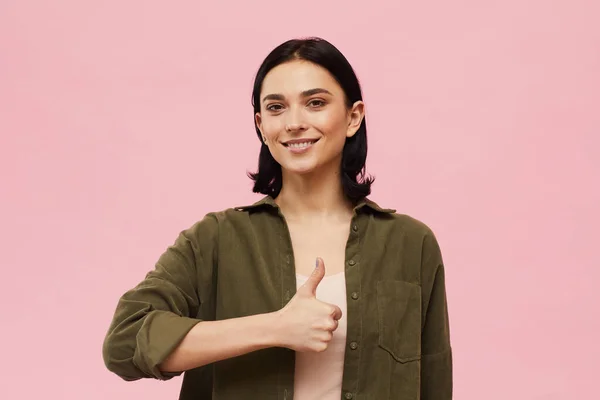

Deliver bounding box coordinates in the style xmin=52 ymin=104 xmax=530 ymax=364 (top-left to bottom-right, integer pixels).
xmin=1 ymin=1 xmax=598 ymax=399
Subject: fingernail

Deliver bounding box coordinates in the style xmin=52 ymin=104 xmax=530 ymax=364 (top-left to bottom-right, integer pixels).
xmin=315 ymin=258 xmax=319 ymax=268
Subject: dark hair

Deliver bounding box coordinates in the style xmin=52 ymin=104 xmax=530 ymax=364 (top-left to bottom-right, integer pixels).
xmin=248 ymin=37 xmax=374 ymax=202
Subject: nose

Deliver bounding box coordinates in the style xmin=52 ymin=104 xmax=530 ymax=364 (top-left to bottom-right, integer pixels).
xmin=285 ymin=106 xmax=307 ymax=133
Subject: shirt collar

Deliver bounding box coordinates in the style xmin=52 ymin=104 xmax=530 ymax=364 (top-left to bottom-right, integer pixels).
xmin=234 ymin=195 xmax=396 ymax=214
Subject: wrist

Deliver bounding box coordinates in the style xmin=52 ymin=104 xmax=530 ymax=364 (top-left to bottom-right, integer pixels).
xmin=262 ymin=310 xmax=285 ymax=348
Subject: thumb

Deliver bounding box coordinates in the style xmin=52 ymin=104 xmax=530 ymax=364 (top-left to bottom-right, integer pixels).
xmin=300 ymin=257 xmax=325 ymax=296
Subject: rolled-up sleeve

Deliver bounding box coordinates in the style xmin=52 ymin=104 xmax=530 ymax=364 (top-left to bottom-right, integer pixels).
xmin=102 ymin=214 xmax=218 ymax=381
xmin=420 ymin=229 xmax=453 ymax=399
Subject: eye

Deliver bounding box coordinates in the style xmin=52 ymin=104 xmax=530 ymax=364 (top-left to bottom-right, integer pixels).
xmin=308 ymin=99 xmax=326 ymax=108
xmin=266 ymin=104 xmax=284 ymax=112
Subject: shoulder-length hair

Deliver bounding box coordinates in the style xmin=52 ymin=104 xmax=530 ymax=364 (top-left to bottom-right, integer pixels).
xmin=248 ymin=37 xmax=374 ymax=202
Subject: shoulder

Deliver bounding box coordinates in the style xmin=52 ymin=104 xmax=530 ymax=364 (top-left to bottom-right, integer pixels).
xmin=361 ymin=197 xmax=435 ymax=239
xmin=181 ymin=204 xmax=274 ymax=238
xmin=388 ymin=212 xmax=435 ymax=236
xmin=393 ymin=212 xmax=441 ymax=249
xmin=370 ymin=210 xmax=443 ymax=265
xmin=370 ymin=208 xmax=437 ymax=242
xmin=392 ymin=213 xmax=444 ymax=269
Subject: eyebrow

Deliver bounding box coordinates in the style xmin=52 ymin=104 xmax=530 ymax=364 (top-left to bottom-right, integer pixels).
xmin=262 ymin=88 xmax=333 ymax=103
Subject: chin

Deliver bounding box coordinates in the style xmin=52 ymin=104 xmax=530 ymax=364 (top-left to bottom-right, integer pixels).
xmin=285 ymin=167 xmax=316 ymax=175
xmin=281 ymin=162 xmax=318 ymax=176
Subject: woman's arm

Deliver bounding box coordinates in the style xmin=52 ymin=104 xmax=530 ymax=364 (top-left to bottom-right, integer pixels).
xmin=102 ymin=215 xmax=219 ymax=381
xmin=103 ymin=214 xmax=338 ymax=380
xmin=160 ymin=256 xmax=341 ymax=372
xmin=158 ymin=312 xmax=279 ymax=372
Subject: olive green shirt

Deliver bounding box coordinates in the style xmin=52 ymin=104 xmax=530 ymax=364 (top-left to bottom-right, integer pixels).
xmin=102 ymin=195 xmax=452 ymax=400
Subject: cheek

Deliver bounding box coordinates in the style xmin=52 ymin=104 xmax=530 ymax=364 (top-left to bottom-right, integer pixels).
xmin=314 ymin=110 xmax=347 ymax=138
xmin=261 ymin=118 xmax=283 ymax=140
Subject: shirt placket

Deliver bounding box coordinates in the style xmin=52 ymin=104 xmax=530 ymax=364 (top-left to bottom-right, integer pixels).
xmin=275 ymin=207 xmax=366 ymax=400
xmin=341 ymin=212 xmax=365 ymax=400
xmin=277 ymin=210 xmax=297 ymax=400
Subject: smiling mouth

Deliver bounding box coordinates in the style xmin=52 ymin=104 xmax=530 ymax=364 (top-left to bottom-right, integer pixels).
xmin=283 ymin=139 xmax=319 ymax=149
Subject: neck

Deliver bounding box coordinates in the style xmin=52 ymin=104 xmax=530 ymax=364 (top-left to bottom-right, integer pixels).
xmin=275 ymin=166 xmax=355 ymax=222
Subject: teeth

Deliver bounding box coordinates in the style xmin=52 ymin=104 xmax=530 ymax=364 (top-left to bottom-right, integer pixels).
xmin=288 ymin=141 xmax=314 ymax=148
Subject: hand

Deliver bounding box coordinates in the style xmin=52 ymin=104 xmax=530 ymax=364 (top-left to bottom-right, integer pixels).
xmin=274 ymin=257 xmax=342 ymax=352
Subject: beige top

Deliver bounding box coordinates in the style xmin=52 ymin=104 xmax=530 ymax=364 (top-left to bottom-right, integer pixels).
xmin=293 ymin=271 xmax=348 ymax=400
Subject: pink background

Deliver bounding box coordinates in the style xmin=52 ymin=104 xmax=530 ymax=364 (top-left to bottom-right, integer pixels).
xmin=1 ymin=1 xmax=599 ymax=399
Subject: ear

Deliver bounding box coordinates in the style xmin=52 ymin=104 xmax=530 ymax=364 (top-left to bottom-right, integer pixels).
xmin=346 ymin=101 xmax=365 ymax=138
xmin=255 ymin=112 xmax=267 ymax=143
xmin=255 ymin=112 xmax=263 ymax=133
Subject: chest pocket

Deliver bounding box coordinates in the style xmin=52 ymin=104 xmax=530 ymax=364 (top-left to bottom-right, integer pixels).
xmin=376 ymin=280 xmax=422 ymax=363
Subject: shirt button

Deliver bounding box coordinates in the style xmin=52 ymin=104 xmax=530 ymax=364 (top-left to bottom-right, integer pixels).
xmin=352 ymin=224 xmax=358 ymax=232
xmin=351 ymin=292 xmax=359 ymax=300
xmin=345 ymin=393 xmax=354 ymax=400
xmin=349 ymin=341 xmax=358 ymax=350
xmin=348 ymin=260 xmax=356 ymax=266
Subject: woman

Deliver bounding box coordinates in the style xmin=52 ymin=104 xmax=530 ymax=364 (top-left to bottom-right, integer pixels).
xmin=103 ymin=37 xmax=452 ymax=400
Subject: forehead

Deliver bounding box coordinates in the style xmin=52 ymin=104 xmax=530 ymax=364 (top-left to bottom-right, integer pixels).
xmin=261 ymin=60 xmax=343 ymax=96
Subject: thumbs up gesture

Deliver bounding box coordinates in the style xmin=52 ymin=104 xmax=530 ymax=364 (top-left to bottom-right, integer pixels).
xmin=274 ymin=257 xmax=343 ymax=353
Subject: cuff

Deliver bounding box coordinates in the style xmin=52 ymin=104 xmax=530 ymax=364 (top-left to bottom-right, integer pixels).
xmin=133 ymin=310 xmax=201 ymax=380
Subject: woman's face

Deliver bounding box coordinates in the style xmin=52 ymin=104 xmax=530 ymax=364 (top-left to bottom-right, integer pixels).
xmin=255 ymin=60 xmax=364 ymax=176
